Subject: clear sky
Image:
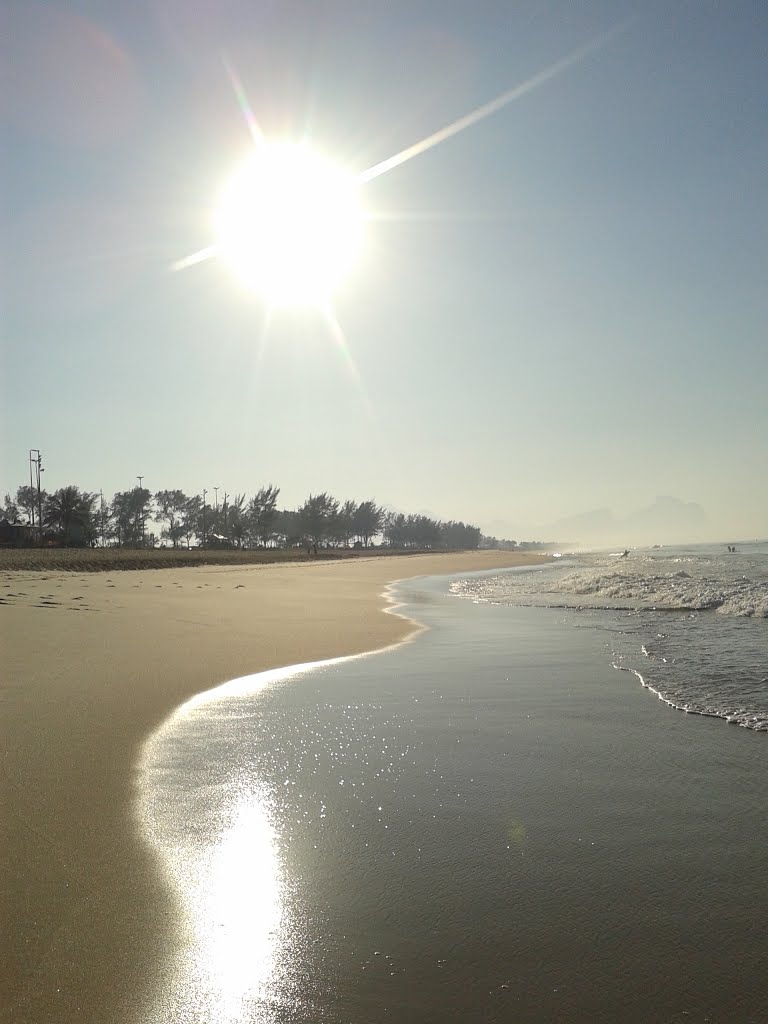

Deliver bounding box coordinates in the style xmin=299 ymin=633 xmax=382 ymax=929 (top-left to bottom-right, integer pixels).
xmin=2 ymin=0 xmax=766 ymax=542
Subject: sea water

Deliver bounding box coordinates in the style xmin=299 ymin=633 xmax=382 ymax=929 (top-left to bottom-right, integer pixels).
xmin=453 ymin=541 xmax=768 ymax=730
xmin=138 ymin=556 xmax=768 ymax=1024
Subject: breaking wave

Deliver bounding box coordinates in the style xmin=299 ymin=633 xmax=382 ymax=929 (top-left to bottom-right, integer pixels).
xmin=554 ymin=567 xmax=768 ymax=617
xmin=451 ymin=543 xmax=768 ymax=732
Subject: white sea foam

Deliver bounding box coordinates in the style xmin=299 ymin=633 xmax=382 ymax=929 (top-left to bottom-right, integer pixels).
xmin=452 ymin=547 xmax=768 ymax=618
xmin=451 ymin=543 xmax=768 ymax=731
xmin=554 ymin=568 xmax=768 ymax=617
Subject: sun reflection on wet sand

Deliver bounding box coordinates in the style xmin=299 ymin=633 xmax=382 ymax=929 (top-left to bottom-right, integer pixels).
xmin=136 ymin=670 xmax=299 ymax=1022
xmin=138 ymin=780 xmax=282 ymax=1022
xmin=135 ymin=659 xmax=359 ymax=1022
xmin=202 ymin=795 xmax=281 ymax=1018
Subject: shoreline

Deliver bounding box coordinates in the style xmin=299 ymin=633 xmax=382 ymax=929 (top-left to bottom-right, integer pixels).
xmin=1 ymin=550 xmax=545 ymax=1023
xmin=0 ymin=545 xmax=541 ymax=573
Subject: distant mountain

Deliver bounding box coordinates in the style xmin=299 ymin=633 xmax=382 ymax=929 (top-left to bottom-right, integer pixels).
xmin=548 ymin=507 xmax=616 ymax=538
xmin=625 ymin=496 xmax=708 ymax=541
xmin=547 ymin=496 xmax=710 ymax=547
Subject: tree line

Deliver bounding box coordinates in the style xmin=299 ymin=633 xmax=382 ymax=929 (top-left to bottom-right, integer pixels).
xmin=1 ymin=483 xmax=486 ymax=551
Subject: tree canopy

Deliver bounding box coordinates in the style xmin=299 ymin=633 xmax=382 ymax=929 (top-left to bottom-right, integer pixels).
xmin=2 ymin=480 xmax=494 ymax=552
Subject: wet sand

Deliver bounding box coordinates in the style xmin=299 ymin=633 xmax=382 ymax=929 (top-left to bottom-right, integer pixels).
xmin=1 ymin=551 xmax=543 ymax=1023
xmin=140 ymin=583 xmax=768 ymax=1023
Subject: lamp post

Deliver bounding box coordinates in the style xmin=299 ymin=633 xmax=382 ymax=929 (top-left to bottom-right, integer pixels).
xmin=28 ymin=450 xmax=36 ymax=532
xmin=29 ymin=449 xmax=43 ymax=543
xmin=201 ymin=489 xmax=207 ymax=548
xmin=137 ymin=476 xmax=145 ymax=545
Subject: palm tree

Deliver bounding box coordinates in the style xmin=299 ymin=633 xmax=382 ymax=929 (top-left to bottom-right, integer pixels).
xmin=44 ymin=486 xmax=97 ymax=545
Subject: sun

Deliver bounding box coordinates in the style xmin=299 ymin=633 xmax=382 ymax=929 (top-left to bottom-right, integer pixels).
xmin=213 ymin=141 xmax=365 ymax=306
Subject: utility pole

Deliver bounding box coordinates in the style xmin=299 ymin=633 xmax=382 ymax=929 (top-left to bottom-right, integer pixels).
xmin=201 ymin=489 xmax=207 ymax=548
xmin=29 ymin=449 xmax=43 ymax=543
xmin=100 ymin=489 xmax=105 ymax=547
xmin=136 ymin=476 xmax=145 ymax=546
xmin=28 ymin=451 xmax=36 ymax=531
xmin=223 ymin=491 xmax=229 ymax=543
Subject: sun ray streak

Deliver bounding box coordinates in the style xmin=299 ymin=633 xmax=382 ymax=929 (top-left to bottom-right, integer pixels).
xmin=253 ymin=305 xmax=274 ymax=371
xmin=359 ymin=24 xmax=629 ymax=184
xmin=321 ymin=304 xmax=375 ymax=421
xmin=222 ymin=54 xmax=264 ymax=146
xmin=368 ymin=209 xmax=505 ymax=223
xmin=170 ymin=245 xmax=220 ymax=273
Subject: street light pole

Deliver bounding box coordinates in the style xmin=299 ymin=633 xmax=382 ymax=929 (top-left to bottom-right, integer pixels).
xmin=137 ymin=476 xmax=145 ymax=545
xmin=201 ymin=489 xmax=207 ymax=548
xmin=29 ymin=449 xmax=43 ymax=543
xmin=28 ymin=450 xmax=36 ymax=531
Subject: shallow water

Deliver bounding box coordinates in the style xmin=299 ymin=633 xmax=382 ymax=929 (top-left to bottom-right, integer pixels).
xmin=138 ymin=569 xmax=768 ymax=1024
xmin=453 ymin=542 xmax=768 ymax=730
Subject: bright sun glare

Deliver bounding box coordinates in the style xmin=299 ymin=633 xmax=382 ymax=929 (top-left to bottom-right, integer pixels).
xmin=214 ymin=141 xmax=365 ymax=306
xmin=174 ymin=34 xmax=622 ymax=309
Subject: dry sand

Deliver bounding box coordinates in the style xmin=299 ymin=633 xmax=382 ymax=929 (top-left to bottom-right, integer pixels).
xmin=1 ymin=551 xmax=544 ymax=1023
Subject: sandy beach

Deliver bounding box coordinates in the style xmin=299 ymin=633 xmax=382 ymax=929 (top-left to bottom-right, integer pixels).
xmin=1 ymin=551 xmax=543 ymax=1023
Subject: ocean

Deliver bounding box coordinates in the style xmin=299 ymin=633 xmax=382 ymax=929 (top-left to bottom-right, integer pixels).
xmin=453 ymin=541 xmax=768 ymax=730
xmin=137 ymin=545 xmax=768 ymax=1024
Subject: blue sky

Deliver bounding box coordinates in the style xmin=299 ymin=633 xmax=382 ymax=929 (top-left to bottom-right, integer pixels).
xmin=2 ymin=0 xmax=766 ymax=541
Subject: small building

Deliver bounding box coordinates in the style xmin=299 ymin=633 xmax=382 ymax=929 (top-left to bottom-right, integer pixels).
xmin=0 ymin=520 xmax=35 ymax=547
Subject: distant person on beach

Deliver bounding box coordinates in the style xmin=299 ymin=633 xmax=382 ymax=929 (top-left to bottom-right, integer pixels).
xmin=621 ymin=549 xmax=629 ymax=559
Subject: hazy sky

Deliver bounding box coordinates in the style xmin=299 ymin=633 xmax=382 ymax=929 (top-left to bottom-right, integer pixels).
xmin=2 ymin=0 xmax=766 ymax=541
